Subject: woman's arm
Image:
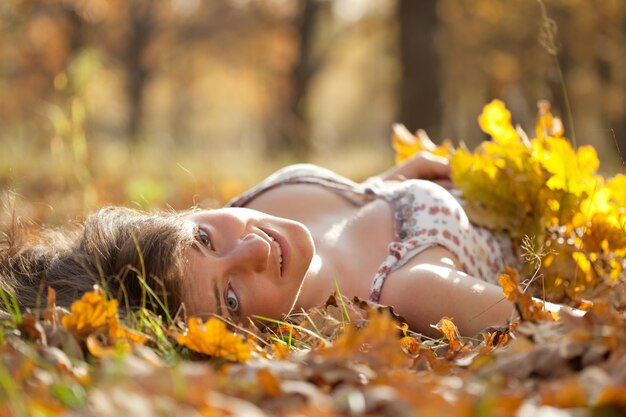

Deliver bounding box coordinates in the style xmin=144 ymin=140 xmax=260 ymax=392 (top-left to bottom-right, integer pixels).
xmin=379 ymin=246 xmax=584 ymax=338
xmin=379 ymin=246 xmax=516 ymax=338
xmin=372 ymin=152 xmax=453 ymax=188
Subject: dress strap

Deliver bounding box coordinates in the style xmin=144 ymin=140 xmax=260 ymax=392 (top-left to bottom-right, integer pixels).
xmin=227 ymin=164 xmax=379 ymax=208
xmin=369 ymin=239 xmax=435 ymax=303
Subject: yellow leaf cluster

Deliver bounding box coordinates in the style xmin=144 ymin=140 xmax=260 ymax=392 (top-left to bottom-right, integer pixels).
xmin=394 ymin=99 xmax=626 ymax=298
xmin=176 ymin=317 xmax=253 ymax=362
xmin=450 ymin=101 xmax=547 ymax=238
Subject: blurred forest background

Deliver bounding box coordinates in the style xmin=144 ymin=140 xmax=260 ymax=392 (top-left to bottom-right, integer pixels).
xmin=0 ymin=0 xmax=625 ymax=223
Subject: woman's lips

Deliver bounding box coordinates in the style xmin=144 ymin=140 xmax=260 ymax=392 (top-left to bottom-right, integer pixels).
xmin=261 ymin=227 xmax=290 ymax=278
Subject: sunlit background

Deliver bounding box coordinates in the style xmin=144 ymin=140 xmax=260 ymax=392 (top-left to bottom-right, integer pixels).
xmin=1 ymin=0 xmax=624 ymax=223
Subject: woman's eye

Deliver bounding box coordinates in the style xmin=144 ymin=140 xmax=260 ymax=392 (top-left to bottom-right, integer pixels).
xmin=225 ymin=287 xmax=239 ymax=312
xmin=196 ymin=228 xmax=212 ymax=249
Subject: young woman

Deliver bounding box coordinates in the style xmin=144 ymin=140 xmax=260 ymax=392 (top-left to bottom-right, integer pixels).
xmin=1 ymin=153 xmax=529 ymax=337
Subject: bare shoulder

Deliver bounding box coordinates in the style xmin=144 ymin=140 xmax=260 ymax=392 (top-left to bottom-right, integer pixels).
xmin=241 ymin=163 xmax=364 ymax=220
xmin=246 ymin=183 xmax=352 ymax=219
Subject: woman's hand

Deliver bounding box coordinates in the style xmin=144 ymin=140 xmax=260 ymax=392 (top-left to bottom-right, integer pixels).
xmin=375 ymin=152 xmax=453 ymax=188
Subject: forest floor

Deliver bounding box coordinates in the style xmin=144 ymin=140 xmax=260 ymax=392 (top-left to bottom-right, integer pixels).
xmin=2 ymin=101 xmax=626 ymax=416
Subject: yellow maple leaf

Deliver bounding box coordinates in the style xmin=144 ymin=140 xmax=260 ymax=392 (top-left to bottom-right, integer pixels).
xmin=606 ymin=174 xmax=626 ymax=207
xmin=176 ymin=317 xmax=252 ymax=362
xmin=478 ymin=99 xmax=519 ymax=145
xmin=391 ymin=123 xmax=452 ymax=164
xmin=62 ymin=287 xmax=118 ymax=339
xmin=533 ymin=137 xmax=598 ymax=197
xmin=580 ymin=185 xmax=611 ymax=217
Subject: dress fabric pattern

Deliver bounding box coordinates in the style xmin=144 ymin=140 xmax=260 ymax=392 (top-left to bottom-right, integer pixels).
xmin=227 ymin=164 xmax=517 ymax=303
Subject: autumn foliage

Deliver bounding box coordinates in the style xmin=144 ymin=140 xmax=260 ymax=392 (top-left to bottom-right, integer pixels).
xmin=396 ymin=99 xmax=626 ymax=303
xmin=2 ymin=101 xmax=626 ymax=415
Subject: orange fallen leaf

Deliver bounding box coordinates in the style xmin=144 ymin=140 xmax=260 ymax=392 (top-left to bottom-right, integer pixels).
xmin=108 ymin=316 xmax=148 ymax=344
xmin=480 ymin=329 xmax=510 ymax=352
xmin=498 ymin=267 xmax=556 ymax=322
xmin=86 ymin=334 xmax=133 ymax=358
xmin=269 ymin=342 xmax=291 ymax=360
xmin=321 ymin=310 xmax=409 ymax=369
xmin=434 ymin=317 xmax=462 ymax=351
xmin=61 ymin=287 xmax=149 ymax=354
xmin=61 ymin=287 xmax=117 ymax=339
xmin=595 ymin=384 xmax=626 ymax=408
xmin=400 ymin=336 xmax=421 ymax=356
xmin=498 ymin=269 xmax=521 ymax=302
xmin=176 ymin=317 xmax=252 ymax=362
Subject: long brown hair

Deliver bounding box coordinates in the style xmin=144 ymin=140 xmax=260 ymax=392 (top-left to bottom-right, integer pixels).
xmin=0 ymin=206 xmax=194 ymax=318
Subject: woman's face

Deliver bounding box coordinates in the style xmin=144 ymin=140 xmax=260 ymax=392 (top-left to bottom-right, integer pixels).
xmin=181 ymin=208 xmax=315 ymax=322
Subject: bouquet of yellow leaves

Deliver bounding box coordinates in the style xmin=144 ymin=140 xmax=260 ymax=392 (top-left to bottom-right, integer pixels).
xmin=393 ymin=99 xmax=626 ymax=301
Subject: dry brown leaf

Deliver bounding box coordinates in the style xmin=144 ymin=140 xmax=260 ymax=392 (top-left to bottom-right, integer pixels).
xmin=539 ymin=377 xmax=588 ymax=408
xmin=319 ymin=310 xmax=410 ymax=370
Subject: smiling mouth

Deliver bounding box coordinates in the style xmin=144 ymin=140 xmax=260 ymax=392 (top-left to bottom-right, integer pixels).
xmin=268 ymin=234 xmax=284 ymax=274
xmin=261 ymin=228 xmax=285 ymax=276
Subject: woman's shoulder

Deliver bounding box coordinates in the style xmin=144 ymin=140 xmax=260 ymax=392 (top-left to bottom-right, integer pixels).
xmin=227 ymin=164 xmax=361 ymax=207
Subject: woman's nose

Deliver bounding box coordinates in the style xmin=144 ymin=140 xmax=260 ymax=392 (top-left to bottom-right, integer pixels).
xmin=226 ymin=232 xmax=270 ymax=273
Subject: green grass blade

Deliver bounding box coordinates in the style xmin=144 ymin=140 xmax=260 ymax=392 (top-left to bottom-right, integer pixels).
xmin=332 ymin=277 xmax=350 ymax=324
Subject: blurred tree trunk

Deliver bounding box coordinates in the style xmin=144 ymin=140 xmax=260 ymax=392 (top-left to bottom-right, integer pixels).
xmin=397 ymin=0 xmax=442 ymax=139
xmin=125 ymin=1 xmax=155 ymax=144
xmin=66 ymin=7 xmax=86 ymax=54
xmin=266 ymin=0 xmax=320 ymax=159
xmin=620 ymin=21 xmax=626 ymax=166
